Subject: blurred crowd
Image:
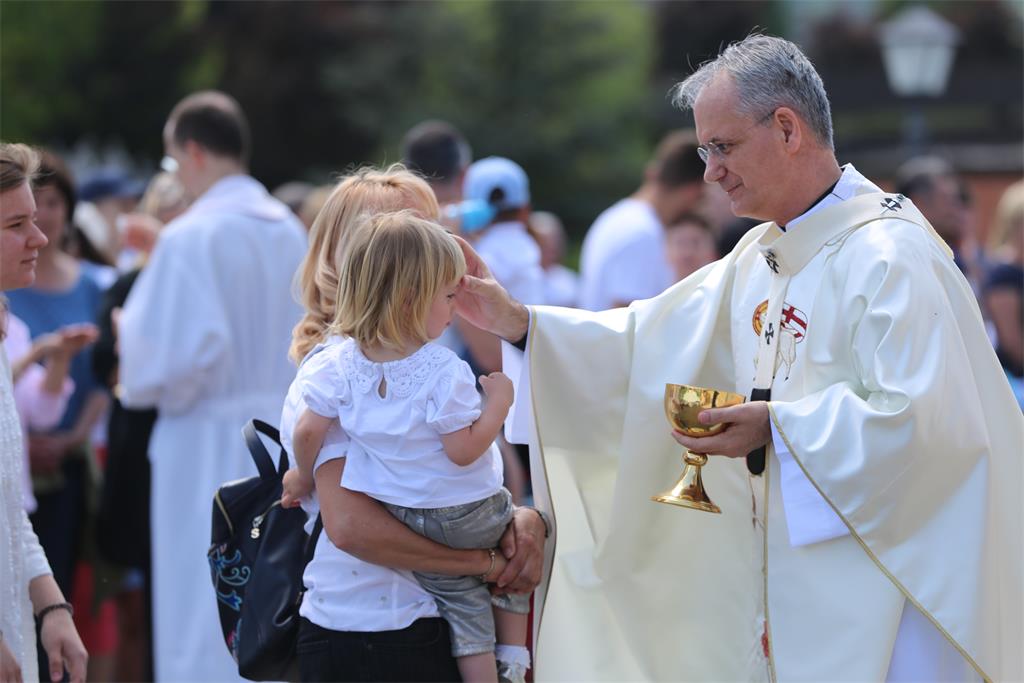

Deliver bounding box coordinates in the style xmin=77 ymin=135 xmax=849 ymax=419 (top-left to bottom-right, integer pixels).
xmin=3 ymin=99 xmax=1022 ymax=682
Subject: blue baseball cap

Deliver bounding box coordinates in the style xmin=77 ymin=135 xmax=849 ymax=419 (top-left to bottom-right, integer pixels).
xmin=78 ymin=171 xmax=146 ymax=203
xmin=463 ymin=157 xmax=530 ymax=211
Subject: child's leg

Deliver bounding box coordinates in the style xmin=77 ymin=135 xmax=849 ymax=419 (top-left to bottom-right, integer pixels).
xmin=457 ymin=652 xmax=498 ymax=683
xmin=494 ymin=606 xmax=528 ymax=646
xmin=492 ymin=597 xmax=532 ymax=683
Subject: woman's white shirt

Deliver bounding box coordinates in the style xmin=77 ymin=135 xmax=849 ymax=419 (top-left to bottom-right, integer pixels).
xmin=300 ymin=338 xmax=503 ymax=508
xmin=283 ymin=338 xmax=439 ymax=632
xmin=1 ymin=344 xmax=52 ymax=683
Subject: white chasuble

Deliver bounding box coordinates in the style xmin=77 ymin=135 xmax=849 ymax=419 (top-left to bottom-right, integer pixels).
xmin=513 ymin=179 xmax=1022 ymax=681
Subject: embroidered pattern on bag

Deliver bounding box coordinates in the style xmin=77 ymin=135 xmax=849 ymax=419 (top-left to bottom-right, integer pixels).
xmin=209 ymin=544 xmax=250 ymax=611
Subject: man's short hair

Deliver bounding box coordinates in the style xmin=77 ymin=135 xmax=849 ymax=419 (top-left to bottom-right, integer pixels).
xmin=894 ymin=156 xmax=957 ymax=199
xmin=651 ymin=130 xmax=705 ymax=188
xmin=672 ymin=34 xmax=835 ymax=150
xmin=401 ymin=120 xmax=471 ymax=183
xmin=167 ymin=91 xmax=250 ymax=163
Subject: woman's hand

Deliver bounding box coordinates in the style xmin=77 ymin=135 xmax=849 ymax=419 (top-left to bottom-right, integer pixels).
xmin=1 ymin=637 xmax=24 ymax=683
xmin=38 ymin=608 xmax=88 ymax=683
xmin=53 ymin=324 xmax=99 ymax=359
xmin=480 ymin=550 xmax=509 ymax=584
xmin=27 ymin=433 xmax=76 ymax=476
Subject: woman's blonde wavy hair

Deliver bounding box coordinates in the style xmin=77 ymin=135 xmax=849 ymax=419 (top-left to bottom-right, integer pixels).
xmin=331 ymin=210 xmax=465 ymax=353
xmin=289 ymin=165 xmax=439 ymax=363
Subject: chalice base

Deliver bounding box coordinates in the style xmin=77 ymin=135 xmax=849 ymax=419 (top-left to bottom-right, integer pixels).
xmin=651 ymin=454 xmax=721 ymax=514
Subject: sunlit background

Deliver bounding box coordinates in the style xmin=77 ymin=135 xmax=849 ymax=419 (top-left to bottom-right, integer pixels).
xmin=2 ymin=0 xmax=1021 ymax=246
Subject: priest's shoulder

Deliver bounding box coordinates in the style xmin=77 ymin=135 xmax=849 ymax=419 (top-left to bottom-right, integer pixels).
xmin=839 ymin=214 xmax=953 ymax=270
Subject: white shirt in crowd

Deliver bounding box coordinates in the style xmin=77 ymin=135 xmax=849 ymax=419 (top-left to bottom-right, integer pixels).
xmin=578 ymin=197 xmax=673 ymax=311
xmin=474 ymin=221 xmax=546 ymax=305
xmin=543 ymin=264 xmax=580 ymax=308
xmin=281 ymin=337 xmax=440 ymax=633
xmin=300 ymin=337 xmax=503 ymax=509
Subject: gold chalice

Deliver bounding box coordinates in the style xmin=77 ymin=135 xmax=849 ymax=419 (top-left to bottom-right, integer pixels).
xmin=652 ymin=384 xmax=746 ymax=514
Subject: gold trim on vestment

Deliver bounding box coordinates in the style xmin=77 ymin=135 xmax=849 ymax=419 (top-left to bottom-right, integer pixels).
xmin=767 ymin=403 xmax=991 ymax=683
xmin=525 ymin=308 xmax=557 ymax=670
xmin=761 ymin=465 xmax=778 ymax=682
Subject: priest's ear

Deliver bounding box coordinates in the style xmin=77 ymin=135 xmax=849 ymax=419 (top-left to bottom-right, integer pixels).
xmin=773 ymin=107 xmax=803 ymax=155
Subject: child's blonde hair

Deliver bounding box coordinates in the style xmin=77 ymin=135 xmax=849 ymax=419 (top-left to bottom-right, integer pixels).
xmin=289 ymin=165 xmax=439 ymax=363
xmin=332 ymin=210 xmax=465 ymax=352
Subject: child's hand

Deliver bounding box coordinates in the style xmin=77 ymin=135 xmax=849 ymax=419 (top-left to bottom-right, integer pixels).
xmin=281 ymin=467 xmax=314 ymax=508
xmin=479 ymin=371 xmax=514 ymax=409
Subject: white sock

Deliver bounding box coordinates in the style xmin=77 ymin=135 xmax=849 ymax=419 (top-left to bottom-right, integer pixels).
xmin=495 ymin=644 xmax=531 ymax=670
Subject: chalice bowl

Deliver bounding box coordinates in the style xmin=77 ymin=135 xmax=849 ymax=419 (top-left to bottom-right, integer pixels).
xmin=652 ymin=383 xmax=746 ymax=514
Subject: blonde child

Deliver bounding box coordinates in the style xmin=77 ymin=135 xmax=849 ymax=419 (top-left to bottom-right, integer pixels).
xmin=283 ymin=210 xmax=531 ymax=683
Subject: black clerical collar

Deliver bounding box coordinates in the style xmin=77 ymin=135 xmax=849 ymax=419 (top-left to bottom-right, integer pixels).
xmin=778 ymin=175 xmax=843 ymax=232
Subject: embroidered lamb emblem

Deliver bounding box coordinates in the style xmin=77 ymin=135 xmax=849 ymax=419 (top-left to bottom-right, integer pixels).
xmin=752 ymin=300 xmax=808 ymax=380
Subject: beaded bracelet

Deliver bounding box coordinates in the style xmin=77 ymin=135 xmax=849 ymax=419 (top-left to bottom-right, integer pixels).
xmin=36 ymin=601 xmax=74 ymax=625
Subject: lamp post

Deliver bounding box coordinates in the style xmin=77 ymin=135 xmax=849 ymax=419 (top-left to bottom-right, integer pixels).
xmin=878 ymin=5 xmax=960 ymax=155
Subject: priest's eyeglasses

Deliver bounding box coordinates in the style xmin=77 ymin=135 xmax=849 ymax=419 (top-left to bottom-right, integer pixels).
xmin=697 ymin=109 xmax=777 ymax=165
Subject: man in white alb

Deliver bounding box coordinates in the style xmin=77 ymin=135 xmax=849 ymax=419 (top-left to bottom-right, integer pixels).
xmin=119 ymin=91 xmax=306 ymax=681
xmin=454 ymin=35 xmax=1022 ymax=682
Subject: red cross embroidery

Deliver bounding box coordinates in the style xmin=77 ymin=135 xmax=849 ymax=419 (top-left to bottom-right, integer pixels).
xmin=780 ymin=304 xmax=807 ymax=340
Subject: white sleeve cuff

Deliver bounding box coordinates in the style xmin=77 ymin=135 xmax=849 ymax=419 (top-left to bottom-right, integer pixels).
xmin=502 ymin=309 xmax=534 ymax=445
xmin=771 ymin=418 xmax=849 ymax=547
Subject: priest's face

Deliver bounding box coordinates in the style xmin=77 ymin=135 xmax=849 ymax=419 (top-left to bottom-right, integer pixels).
xmin=693 ymin=75 xmax=782 ymax=222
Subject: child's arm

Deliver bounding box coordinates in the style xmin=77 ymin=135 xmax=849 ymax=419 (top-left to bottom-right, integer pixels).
xmin=282 ymin=407 xmax=335 ymax=507
xmin=440 ymin=371 xmax=513 ymax=466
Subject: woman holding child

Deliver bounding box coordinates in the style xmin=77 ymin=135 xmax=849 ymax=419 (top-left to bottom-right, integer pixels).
xmin=279 ymin=166 xmax=545 ymax=682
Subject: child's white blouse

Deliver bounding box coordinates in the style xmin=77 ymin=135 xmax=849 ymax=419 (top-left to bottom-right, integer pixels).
xmin=300 ymin=338 xmax=503 ymax=508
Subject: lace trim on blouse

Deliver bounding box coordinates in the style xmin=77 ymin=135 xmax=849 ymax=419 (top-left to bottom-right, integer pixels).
xmin=342 ymin=341 xmax=455 ymax=399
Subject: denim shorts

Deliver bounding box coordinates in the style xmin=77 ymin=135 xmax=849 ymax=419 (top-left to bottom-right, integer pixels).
xmin=385 ymin=488 xmax=531 ymax=657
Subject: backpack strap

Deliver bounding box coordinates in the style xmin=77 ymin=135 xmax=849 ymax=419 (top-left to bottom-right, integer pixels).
xmin=242 ymin=419 xmax=288 ymax=481
xmin=305 ymin=514 xmax=323 ymax=564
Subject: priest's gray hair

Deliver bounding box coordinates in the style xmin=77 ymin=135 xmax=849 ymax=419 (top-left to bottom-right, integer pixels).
xmin=672 ymin=35 xmax=834 ymax=151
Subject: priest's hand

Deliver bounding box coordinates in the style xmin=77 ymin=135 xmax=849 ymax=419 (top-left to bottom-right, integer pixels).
xmin=671 ymin=401 xmax=771 ymax=458
xmin=453 ymin=235 xmax=530 ymax=342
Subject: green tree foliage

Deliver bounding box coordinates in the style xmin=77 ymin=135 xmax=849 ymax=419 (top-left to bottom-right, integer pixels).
xmin=1 ymin=1 xmax=103 ymax=144
xmin=1 ymin=1 xmax=214 ymax=157
xmin=2 ymin=1 xmax=655 ymax=239
xmin=314 ymin=0 xmax=655 ymax=237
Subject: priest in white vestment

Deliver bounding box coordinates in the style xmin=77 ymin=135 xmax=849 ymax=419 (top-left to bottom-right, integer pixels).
xmin=453 ymin=36 xmax=1022 ymax=682
xmin=119 ymin=92 xmax=306 ymax=682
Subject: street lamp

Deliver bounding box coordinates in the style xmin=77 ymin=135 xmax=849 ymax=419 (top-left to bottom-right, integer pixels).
xmin=879 ymin=5 xmax=961 ymax=153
